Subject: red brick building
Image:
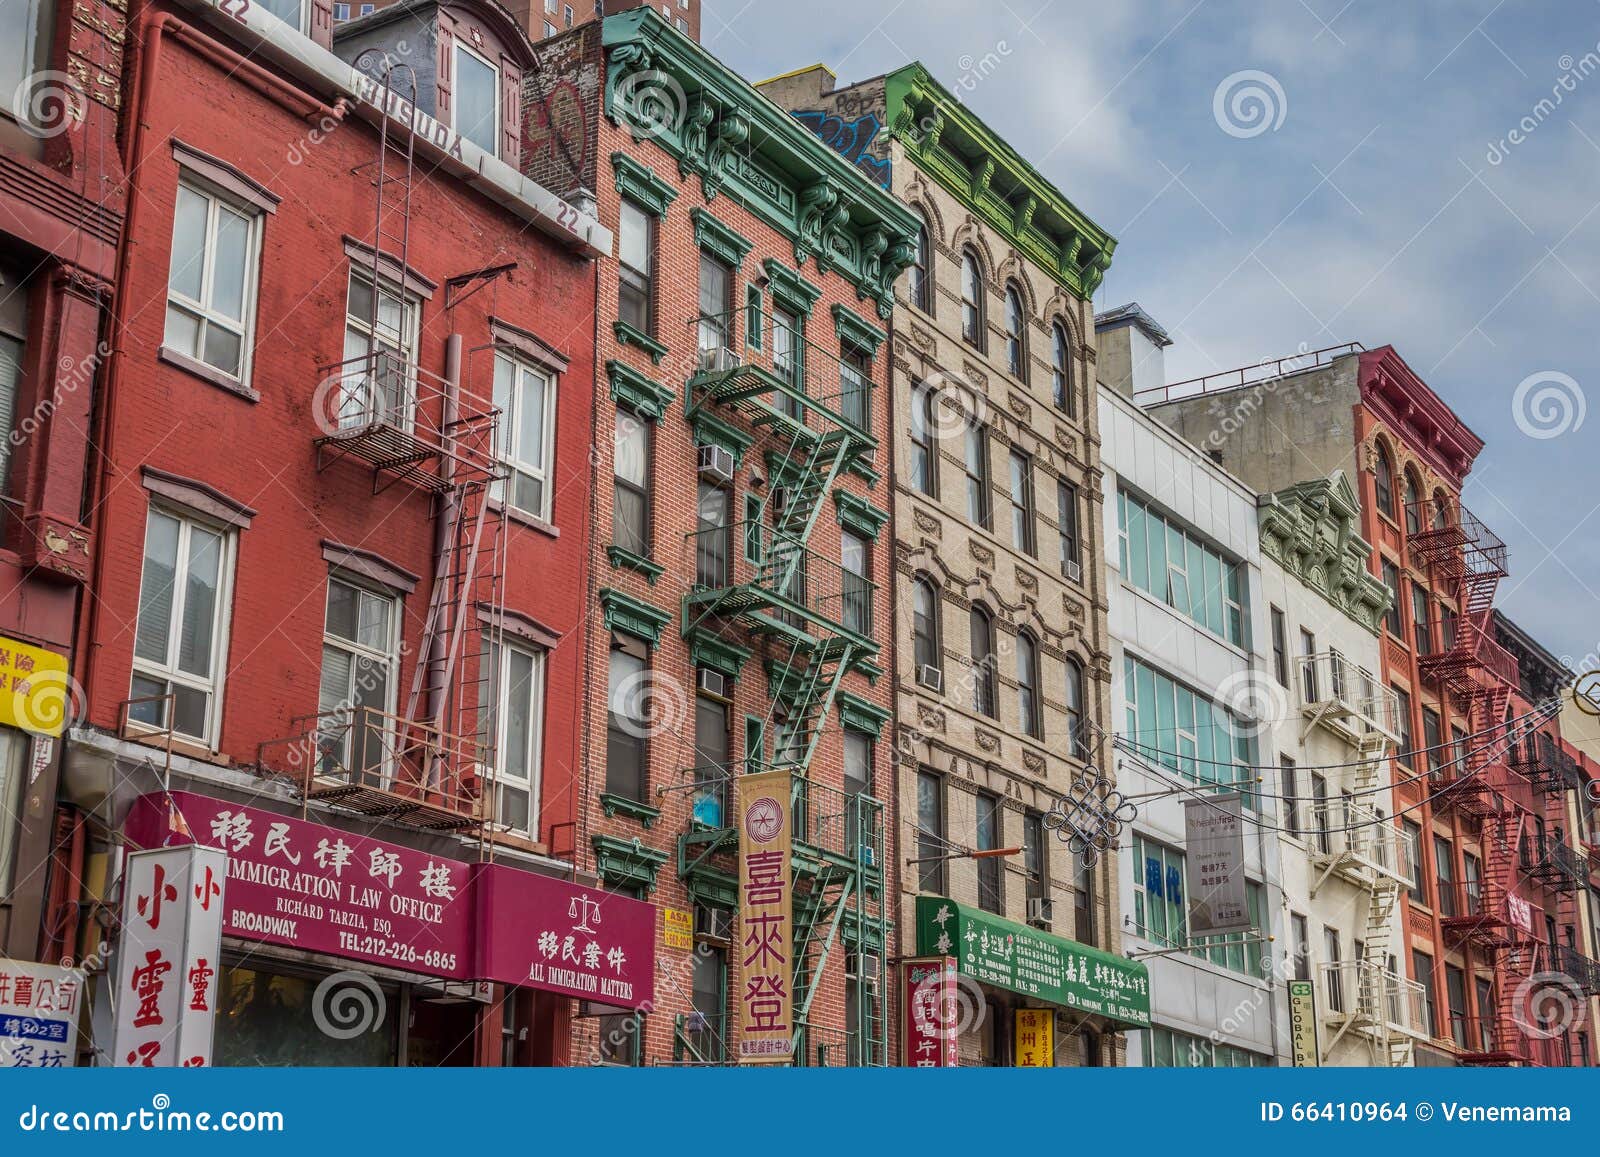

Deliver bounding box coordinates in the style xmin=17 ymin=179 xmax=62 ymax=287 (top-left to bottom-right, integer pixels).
xmin=525 ymin=9 xmax=916 ymax=1064
xmin=45 ymin=0 xmax=662 ymax=1067
xmin=0 ymin=0 xmax=128 ymax=963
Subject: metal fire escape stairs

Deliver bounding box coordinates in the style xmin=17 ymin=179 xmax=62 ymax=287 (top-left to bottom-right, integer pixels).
xmin=677 ymin=312 xmax=886 ymax=1065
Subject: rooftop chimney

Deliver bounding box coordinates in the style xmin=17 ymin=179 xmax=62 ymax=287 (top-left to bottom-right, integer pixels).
xmin=1094 ymin=302 xmax=1172 ymax=400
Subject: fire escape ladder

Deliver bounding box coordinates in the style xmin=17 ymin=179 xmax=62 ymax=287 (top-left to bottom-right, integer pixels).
xmin=790 ymin=866 xmax=853 ymax=1053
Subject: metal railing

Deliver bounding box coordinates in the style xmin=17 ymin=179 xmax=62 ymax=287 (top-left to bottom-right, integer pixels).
xmin=1318 ymin=960 xmax=1427 ymax=1035
xmin=1297 ymin=652 xmax=1400 ymax=742
xmin=671 ymin=1011 xmax=732 ymax=1065
xmin=1132 ymin=342 xmax=1364 ymax=406
xmin=1305 ymin=799 xmax=1410 ymax=882
xmin=685 ymin=521 xmax=876 ymax=638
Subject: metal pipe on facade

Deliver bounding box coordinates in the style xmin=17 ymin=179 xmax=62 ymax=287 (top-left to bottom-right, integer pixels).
xmin=423 ymin=333 xmax=463 ymax=752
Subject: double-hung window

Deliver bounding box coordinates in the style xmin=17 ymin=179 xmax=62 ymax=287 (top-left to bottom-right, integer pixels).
xmin=342 ymin=271 xmax=417 ymax=428
xmin=129 ymin=508 xmax=235 ymax=745
xmin=909 ymin=383 xmax=937 ymax=497
xmin=618 ymin=200 xmax=654 ymax=334
xmin=839 ymin=345 xmax=869 ymax=429
xmin=965 ymin=423 xmax=991 ymax=529
xmin=451 ymin=42 xmax=500 ymax=157
xmin=1008 ymin=449 xmax=1035 ymax=556
xmin=481 ymin=641 xmax=545 ymax=836
xmin=613 ymin=409 xmax=651 ymax=556
xmin=1056 ymin=480 xmax=1080 ymax=577
xmin=976 ymin=791 xmax=1003 ymax=913
xmin=606 ymin=639 xmax=650 ymax=802
xmin=840 ymin=529 xmax=870 ymax=635
xmin=493 ymin=353 xmax=556 ymax=521
xmin=1 ymin=0 xmax=53 ymax=129
xmin=916 ymin=769 xmax=945 ymax=894
xmin=697 ymin=252 xmax=733 ymax=355
xmin=164 ymin=181 xmax=262 ymax=383
xmin=318 ymin=577 xmax=398 ymax=781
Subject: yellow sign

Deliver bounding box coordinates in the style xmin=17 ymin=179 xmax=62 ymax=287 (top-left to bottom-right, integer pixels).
xmin=1288 ymin=979 xmax=1320 ymax=1066
xmin=0 ymin=636 xmax=72 ymax=738
xmin=736 ymin=770 xmax=793 ymax=1064
xmin=663 ymin=906 xmax=694 ymax=951
xmin=1014 ymin=1008 xmax=1054 ymax=1067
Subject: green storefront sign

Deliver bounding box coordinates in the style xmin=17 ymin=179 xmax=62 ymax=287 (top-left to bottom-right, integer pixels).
xmin=915 ymin=896 xmax=1151 ymax=1029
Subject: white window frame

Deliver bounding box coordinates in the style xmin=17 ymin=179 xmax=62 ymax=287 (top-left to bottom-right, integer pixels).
xmin=164 ymin=178 xmax=265 ymax=385
xmin=129 ymin=506 xmax=238 ymax=748
xmin=342 ymin=268 xmax=419 ymax=431
xmin=256 ymin=0 xmax=311 ymax=34
xmin=493 ymin=352 xmax=557 ymax=521
xmin=450 ymin=40 xmax=501 ymax=158
xmin=483 ymin=640 xmax=546 ymax=837
xmin=319 ymin=574 xmax=401 ymax=782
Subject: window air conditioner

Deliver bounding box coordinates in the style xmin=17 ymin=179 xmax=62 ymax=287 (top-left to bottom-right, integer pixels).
xmin=1027 ymin=897 xmax=1055 ymax=926
xmin=697 ymin=443 xmax=736 ymax=484
xmin=916 ymin=664 xmax=944 ymax=693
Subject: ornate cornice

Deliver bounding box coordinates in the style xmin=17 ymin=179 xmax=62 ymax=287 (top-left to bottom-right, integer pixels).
xmin=1357 ymin=346 xmax=1484 ymax=489
xmin=602 ymin=9 xmax=918 ymax=317
xmin=611 ymin=151 xmax=679 ymax=216
xmin=881 ymin=63 xmax=1115 ymax=299
xmin=607 ymin=359 xmax=675 ymax=420
xmin=598 ymin=587 xmax=673 ymax=646
xmin=1257 ymin=471 xmax=1392 ymax=634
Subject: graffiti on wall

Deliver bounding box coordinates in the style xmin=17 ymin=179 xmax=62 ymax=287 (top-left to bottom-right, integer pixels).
xmin=792 ymin=109 xmax=891 ymax=189
xmin=525 ymin=78 xmax=591 ymax=193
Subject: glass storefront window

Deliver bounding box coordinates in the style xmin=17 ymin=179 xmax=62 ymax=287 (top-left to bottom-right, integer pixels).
xmin=216 ymin=962 xmax=398 ymax=1066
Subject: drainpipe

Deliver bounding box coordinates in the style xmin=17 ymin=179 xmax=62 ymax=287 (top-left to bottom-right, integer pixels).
xmin=423 ymin=333 xmax=463 ymax=789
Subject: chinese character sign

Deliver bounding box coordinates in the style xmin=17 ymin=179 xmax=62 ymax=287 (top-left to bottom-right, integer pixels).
xmin=1014 ymin=1008 xmax=1054 ymax=1067
xmin=900 ymin=957 xmax=958 ymax=1068
xmin=1288 ymin=979 xmax=1320 ymax=1067
xmin=1183 ymin=793 xmax=1250 ymax=934
xmin=0 ymin=635 xmax=71 ymax=737
xmin=0 ymin=959 xmax=85 ymax=1068
xmin=112 ymin=845 xmax=227 ymax=1068
xmin=736 ymin=770 xmax=792 ymax=1064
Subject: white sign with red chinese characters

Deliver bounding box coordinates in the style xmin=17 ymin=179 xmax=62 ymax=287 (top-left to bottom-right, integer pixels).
xmin=111 ymin=845 xmax=227 ymax=1068
xmin=0 ymin=959 xmax=85 ymax=1067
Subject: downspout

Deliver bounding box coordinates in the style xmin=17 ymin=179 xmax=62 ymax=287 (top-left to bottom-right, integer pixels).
xmin=425 ymin=333 xmax=463 ymax=789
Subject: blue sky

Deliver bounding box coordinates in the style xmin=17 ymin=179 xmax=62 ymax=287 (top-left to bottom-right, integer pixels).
xmin=706 ymin=0 xmax=1600 ymax=665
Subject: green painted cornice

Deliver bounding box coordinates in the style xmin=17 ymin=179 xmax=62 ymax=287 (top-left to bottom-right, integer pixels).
xmin=598 ymin=586 xmax=674 ymax=645
xmin=881 ymin=63 xmax=1115 ymax=299
xmin=834 ymin=490 xmax=889 ymax=540
xmin=832 ymin=303 xmax=886 ymax=356
xmin=607 ymin=358 xmax=675 ymax=420
xmin=1257 ymin=471 xmax=1392 ymax=635
xmin=690 ymin=409 xmax=756 ymax=465
xmin=836 ymin=691 xmax=890 ymax=738
xmin=684 ymin=622 xmax=753 ymax=678
xmin=601 ymin=8 xmax=919 ymax=318
xmin=691 ymin=207 xmax=754 ymax=269
xmin=762 ymin=257 xmax=822 ymax=315
xmin=592 ymin=833 xmax=669 ymax=892
xmin=611 ymin=152 xmax=678 ymax=216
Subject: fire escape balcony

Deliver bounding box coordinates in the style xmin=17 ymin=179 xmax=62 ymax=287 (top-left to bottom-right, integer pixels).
xmin=683 ymin=522 xmax=877 ymax=652
xmin=1307 ymin=800 xmax=1410 ymax=892
xmin=1553 ymin=944 xmax=1600 ymax=997
xmin=1522 ymin=834 xmax=1588 ymax=895
xmin=1438 ymin=880 xmax=1540 ymax=951
xmin=1511 ymin=731 xmax=1568 ymax=795
xmin=1318 ymin=961 xmax=1428 ymax=1044
xmin=1404 ymin=502 xmax=1508 ymax=587
xmin=312 ymin=350 xmax=503 ymax=494
xmin=255 ymin=706 xmax=487 ymax=831
xmin=1296 ymin=652 xmax=1400 ymax=748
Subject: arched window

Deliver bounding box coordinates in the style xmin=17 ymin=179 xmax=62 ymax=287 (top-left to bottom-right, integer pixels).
xmin=1065 ymin=656 xmax=1088 ymax=760
xmin=1052 ymin=321 xmax=1073 ymax=415
xmin=1403 ymin=470 xmax=1422 ymax=535
xmin=970 ymin=604 xmax=996 ymax=718
xmin=1431 ymin=489 xmax=1451 ymax=531
xmin=1016 ymin=629 xmax=1041 ymax=738
xmin=912 ymin=576 xmax=942 ymax=681
xmin=1373 ymin=442 xmax=1397 ymax=520
xmin=910 ymin=217 xmax=932 ymax=313
xmin=1004 ymin=283 xmax=1027 ymax=380
xmin=960 ymin=249 xmax=985 ymax=349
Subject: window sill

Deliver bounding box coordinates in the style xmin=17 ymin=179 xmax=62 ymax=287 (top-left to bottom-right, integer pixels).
xmin=613 ymin=321 xmax=668 ymax=365
xmin=492 ymin=500 xmax=559 ymax=539
xmin=607 ymin=545 xmax=664 ymax=585
xmin=120 ymin=720 xmax=227 ymax=766
xmin=599 ymin=792 xmax=661 ymax=829
xmin=159 ymin=345 xmax=260 ymax=403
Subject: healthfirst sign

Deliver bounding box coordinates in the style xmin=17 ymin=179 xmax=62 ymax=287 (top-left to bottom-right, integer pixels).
xmin=915 ymin=896 xmax=1151 ymax=1029
xmin=125 ymin=793 xmax=655 ymax=1009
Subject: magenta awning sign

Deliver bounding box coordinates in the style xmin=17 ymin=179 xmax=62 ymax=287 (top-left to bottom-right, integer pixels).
xmin=126 ymin=792 xmax=475 ymax=981
xmin=126 ymin=793 xmax=657 ymax=1007
xmin=472 ymin=864 xmax=656 ymax=1010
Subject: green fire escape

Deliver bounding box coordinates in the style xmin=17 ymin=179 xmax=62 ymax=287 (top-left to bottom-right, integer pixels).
xmin=675 ymin=306 xmax=888 ymax=1066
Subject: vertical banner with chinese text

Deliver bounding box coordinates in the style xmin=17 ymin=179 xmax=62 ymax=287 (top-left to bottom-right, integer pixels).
xmin=736 ymin=770 xmax=792 ymax=1064
xmin=900 ymin=956 xmax=958 ymax=1067
xmin=1014 ymin=1008 xmax=1054 ymax=1067
xmin=1183 ymin=793 xmax=1249 ymax=934
xmin=112 ymin=845 xmax=227 ymax=1067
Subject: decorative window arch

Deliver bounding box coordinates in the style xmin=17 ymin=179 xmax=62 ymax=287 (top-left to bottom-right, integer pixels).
xmin=1065 ymin=655 xmax=1089 ymax=761
xmin=1004 ymin=282 xmax=1027 ymax=381
xmin=912 ymin=575 xmax=942 ymax=678
xmin=1431 ymin=488 xmax=1452 ymax=531
xmin=1403 ymin=468 xmax=1423 ymax=535
xmin=970 ymin=603 xmax=997 ymax=718
xmin=1016 ymin=629 xmax=1041 ymax=738
xmin=910 ymin=215 xmax=933 ymax=313
xmin=1051 ymin=320 xmax=1074 ymax=415
xmin=1373 ymin=440 xmax=1397 ymax=521
xmin=960 ymin=248 xmax=986 ymax=350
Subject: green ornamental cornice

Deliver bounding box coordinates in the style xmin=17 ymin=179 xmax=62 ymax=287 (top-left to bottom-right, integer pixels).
xmin=836 ymin=691 xmax=891 ymax=738
xmin=834 ymin=490 xmax=889 ymax=540
xmin=690 ymin=409 xmax=756 ymax=464
xmin=762 ymin=257 xmax=822 ymax=315
xmin=607 ymin=358 xmax=675 ymax=420
xmin=598 ymin=586 xmax=674 ymax=645
xmin=611 ymin=152 xmax=678 ymax=217
xmin=832 ymin=303 xmax=886 ymax=357
xmin=592 ymin=833 xmax=670 ymax=892
xmin=684 ymin=622 xmax=753 ymax=678
xmin=1257 ymin=471 xmax=1392 ymax=635
xmin=601 ymin=8 xmax=918 ymax=318
xmin=881 ymin=63 xmax=1115 ymax=299
xmin=690 ymin=207 xmax=754 ymax=269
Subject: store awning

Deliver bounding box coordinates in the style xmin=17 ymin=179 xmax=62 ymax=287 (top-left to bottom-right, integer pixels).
xmin=915 ymin=896 xmax=1151 ymax=1030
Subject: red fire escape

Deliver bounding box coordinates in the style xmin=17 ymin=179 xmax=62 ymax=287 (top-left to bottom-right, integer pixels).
xmin=1407 ymin=501 xmax=1546 ymax=1064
